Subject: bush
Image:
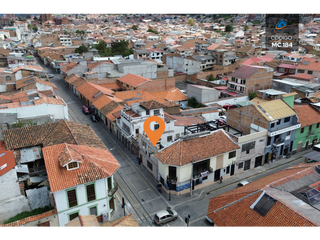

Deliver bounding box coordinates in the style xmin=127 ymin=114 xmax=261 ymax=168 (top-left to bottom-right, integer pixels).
xmin=4 ymin=206 xmax=54 ymax=224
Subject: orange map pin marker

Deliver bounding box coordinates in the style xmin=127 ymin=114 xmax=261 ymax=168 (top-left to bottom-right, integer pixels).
xmin=143 ymin=116 xmax=165 ymax=147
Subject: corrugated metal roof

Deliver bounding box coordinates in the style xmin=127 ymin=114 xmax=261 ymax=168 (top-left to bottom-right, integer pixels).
xmin=255 ymin=99 xmax=296 ymax=121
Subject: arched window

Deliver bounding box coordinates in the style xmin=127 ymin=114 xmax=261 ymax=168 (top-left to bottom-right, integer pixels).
xmin=6 ymin=76 xmax=11 ymax=81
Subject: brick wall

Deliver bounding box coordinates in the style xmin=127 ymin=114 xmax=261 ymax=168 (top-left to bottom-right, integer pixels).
xmin=163 ymin=106 xmax=181 ymax=115
xmin=227 ymin=105 xmax=269 ymax=135
xmin=245 ymin=69 xmax=273 ymax=94
xmin=137 ymin=77 xmax=175 ymax=92
xmin=157 ymin=69 xmax=169 ymax=78
xmin=174 ymin=73 xmax=188 ymax=82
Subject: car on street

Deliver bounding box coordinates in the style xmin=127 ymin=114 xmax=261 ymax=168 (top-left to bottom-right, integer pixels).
xmin=237 ymin=180 xmax=252 ymax=187
xmin=82 ymin=105 xmax=90 ymax=115
xmin=90 ymin=114 xmax=99 ymax=122
xmin=46 ymin=74 xmax=54 ymax=78
xmin=154 ymin=208 xmax=178 ymax=226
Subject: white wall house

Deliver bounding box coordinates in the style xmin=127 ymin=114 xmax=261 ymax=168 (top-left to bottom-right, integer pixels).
xmin=43 ymin=143 xmax=120 ymax=227
xmin=153 ymin=130 xmax=240 ymax=195
xmin=0 ymin=101 xmax=69 ymax=121
xmin=53 ymin=177 xmax=116 ymax=226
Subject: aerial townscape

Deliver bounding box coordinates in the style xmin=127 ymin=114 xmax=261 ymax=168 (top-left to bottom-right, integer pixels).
xmin=2 ymin=12 xmax=320 ymax=228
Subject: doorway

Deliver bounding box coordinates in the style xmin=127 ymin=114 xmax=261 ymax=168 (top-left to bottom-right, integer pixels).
xmin=230 ymin=164 xmax=235 ymax=176
xmin=109 ymin=196 xmax=115 ymax=212
xmin=214 ymin=169 xmax=220 ymax=182
xmin=254 ymin=156 xmax=263 ymax=168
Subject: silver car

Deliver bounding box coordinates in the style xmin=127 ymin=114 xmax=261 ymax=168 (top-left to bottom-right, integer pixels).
xmin=237 ymin=180 xmax=252 ymax=187
xmin=154 ymin=208 xmax=178 ymax=226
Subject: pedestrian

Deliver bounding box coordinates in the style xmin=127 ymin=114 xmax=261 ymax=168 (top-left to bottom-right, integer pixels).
xmin=220 ymin=176 xmax=223 ymax=183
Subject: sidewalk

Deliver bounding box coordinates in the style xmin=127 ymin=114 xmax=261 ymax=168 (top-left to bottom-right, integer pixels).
xmin=160 ymin=149 xmax=312 ymax=205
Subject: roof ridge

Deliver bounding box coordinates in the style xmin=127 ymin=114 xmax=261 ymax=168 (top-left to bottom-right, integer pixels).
xmin=63 ymin=120 xmax=79 ymax=145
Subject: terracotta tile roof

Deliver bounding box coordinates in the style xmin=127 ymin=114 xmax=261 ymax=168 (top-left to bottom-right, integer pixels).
xmin=154 ymin=130 xmax=240 ymax=166
xmin=15 ymin=76 xmax=57 ymax=90
xmin=33 ymin=94 xmax=65 ymax=106
xmin=113 ymin=90 xmax=160 ymax=104
xmin=100 ymin=213 xmax=139 ymax=227
xmin=229 ymin=65 xmax=261 ymax=79
xmin=206 ymin=163 xmax=320 ymax=226
xmin=76 ymin=82 xmax=114 ymax=103
xmin=290 ymin=73 xmax=314 ymax=81
xmin=293 ymin=104 xmax=320 ymax=128
xmin=65 ymin=74 xmax=86 ymax=87
xmin=106 ymin=106 xmax=124 ymax=122
xmin=118 ymin=73 xmax=151 ymax=88
xmin=112 ymin=110 xmax=121 ymax=119
xmin=172 ymin=115 xmax=206 ymax=126
xmin=296 ymin=57 xmax=320 ymax=71
xmin=11 ymin=65 xmax=45 ymax=73
xmin=151 ymin=88 xmax=188 ymax=102
xmin=0 ymin=141 xmax=15 ymax=177
xmin=207 ymin=43 xmax=221 ymax=51
xmin=87 ymin=62 xmax=102 ymax=70
xmin=92 ymin=94 xmax=114 ymax=110
xmin=0 ymin=209 xmax=57 ymax=227
xmin=2 ymin=120 xmax=107 ymax=151
xmin=99 ymin=82 xmax=122 ymax=90
xmin=100 ymin=101 xmax=123 ymax=117
xmin=207 ymin=190 xmax=316 ymax=226
xmin=43 ymin=143 xmax=120 ymax=192
xmin=139 ymin=100 xmax=167 ymax=110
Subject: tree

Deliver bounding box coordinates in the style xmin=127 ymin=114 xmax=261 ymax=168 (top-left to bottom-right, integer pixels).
xmin=76 ymin=30 xmax=80 ymax=35
xmin=75 ymin=45 xmax=89 ymax=54
xmin=248 ymin=92 xmax=257 ymax=100
xmin=188 ymin=19 xmax=195 ymax=26
xmin=131 ymin=25 xmax=138 ymax=30
xmin=207 ymin=74 xmax=215 ymax=81
xmin=225 ymin=24 xmax=233 ymax=32
xmin=64 ymin=30 xmax=68 ymax=35
xmin=147 ymin=28 xmax=159 ymax=35
xmin=244 ymin=25 xmax=249 ymax=31
xmin=111 ymin=40 xmax=133 ymax=57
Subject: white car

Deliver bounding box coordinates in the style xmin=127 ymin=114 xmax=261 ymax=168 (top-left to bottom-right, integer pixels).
xmin=237 ymin=180 xmax=252 ymax=187
xmin=46 ymin=74 xmax=54 ymax=78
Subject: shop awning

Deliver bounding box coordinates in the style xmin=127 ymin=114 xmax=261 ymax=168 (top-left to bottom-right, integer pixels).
xmin=303 ymin=151 xmax=320 ymax=161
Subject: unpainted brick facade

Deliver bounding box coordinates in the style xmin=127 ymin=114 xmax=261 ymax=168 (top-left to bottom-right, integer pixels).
xmin=226 ymin=105 xmax=269 ymax=135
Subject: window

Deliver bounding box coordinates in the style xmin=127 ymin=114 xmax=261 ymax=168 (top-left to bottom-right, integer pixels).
xmin=135 ymin=129 xmax=139 ymax=134
xmin=146 ymin=110 xmax=150 ymax=115
xmin=169 ymin=166 xmax=177 ymax=179
xmin=5 ymin=76 xmax=11 ymax=81
xmin=175 ymin=133 xmax=180 ymax=139
xmin=167 ymin=136 xmax=172 ymax=142
xmin=301 ymin=127 xmax=304 ymax=134
xmin=317 ymin=123 xmax=320 ymax=128
xmin=229 ymin=151 xmax=236 ymax=159
xmin=226 ymin=166 xmax=230 ymax=174
xmin=297 ymin=69 xmax=304 ymax=73
xmin=242 ymin=141 xmax=255 ymax=153
xmin=154 ymin=109 xmax=160 ymax=115
xmin=68 ymin=162 xmax=78 ymax=170
xmin=193 ymin=159 xmax=209 ymax=177
xmin=284 ymin=117 xmax=290 ymax=123
xmin=308 ymin=70 xmax=313 ymax=75
xmin=86 ymin=184 xmax=96 ymax=202
xmin=289 ymin=69 xmax=295 ymax=74
xmin=270 ymin=123 xmax=275 ymax=128
xmin=154 ymin=124 xmax=159 ymax=130
xmin=277 ymin=119 xmax=281 ymax=125
xmin=69 ymin=212 xmax=79 ymax=221
xmin=89 ymin=206 xmax=97 ymax=216
xmin=244 ymin=160 xmax=251 ymax=171
xmin=279 ymin=67 xmax=285 ymax=72
xmin=147 ymin=160 xmax=153 ymax=171
xmin=238 ymin=162 xmax=244 ymax=169
xmin=67 ymin=189 xmax=78 ymax=208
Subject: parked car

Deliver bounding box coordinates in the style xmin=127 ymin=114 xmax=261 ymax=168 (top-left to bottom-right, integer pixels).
xmin=46 ymin=74 xmax=54 ymax=78
xmin=90 ymin=114 xmax=99 ymax=122
xmin=82 ymin=105 xmax=90 ymax=115
xmin=237 ymin=180 xmax=252 ymax=187
xmin=154 ymin=208 xmax=178 ymax=226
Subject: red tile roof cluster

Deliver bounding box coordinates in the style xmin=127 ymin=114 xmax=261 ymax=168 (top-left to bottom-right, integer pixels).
xmin=154 ymin=130 xmax=239 ymax=166
xmin=296 ymin=57 xmax=320 ymax=71
xmin=43 ymin=143 xmax=120 ymax=192
xmin=293 ymin=104 xmax=320 ymax=128
xmin=118 ymin=73 xmax=151 ymax=88
xmin=206 ymin=162 xmax=320 ymax=226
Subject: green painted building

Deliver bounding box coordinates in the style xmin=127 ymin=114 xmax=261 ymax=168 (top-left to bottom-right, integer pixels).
xmin=292 ymin=104 xmax=320 ymax=154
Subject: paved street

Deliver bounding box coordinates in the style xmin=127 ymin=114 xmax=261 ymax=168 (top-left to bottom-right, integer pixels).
xmin=35 ymin=55 xmax=312 ymax=227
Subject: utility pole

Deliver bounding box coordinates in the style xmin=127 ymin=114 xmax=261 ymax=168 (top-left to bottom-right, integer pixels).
xmin=122 ymin=197 xmax=125 ymax=216
xmin=190 ymin=156 xmax=194 ymax=197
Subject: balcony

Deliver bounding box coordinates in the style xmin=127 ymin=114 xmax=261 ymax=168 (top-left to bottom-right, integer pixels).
xmin=307 ymin=131 xmax=316 ymax=137
xmin=273 ymin=138 xmax=285 ymax=146
xmin=108 ymin=182 xmax=118 ymax=197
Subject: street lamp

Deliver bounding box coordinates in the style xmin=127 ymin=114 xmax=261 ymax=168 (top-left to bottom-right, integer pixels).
xmin=190 ymin=157 xmax=194 ymax=197
xmin=167 ymin=176 xmax=171 ymax=201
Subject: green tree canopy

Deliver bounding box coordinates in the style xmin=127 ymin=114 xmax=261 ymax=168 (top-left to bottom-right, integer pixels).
xmin=188 ymin=19 xmax=195 ymax=26
xmin=111 ymin=40 xmax=133 ymax=57
xmin=248 ymin=92 xmax=257 ymax=100
xmin=147 ymin=28 xmax=159 ymax=35
xmin=244 ymin=25 xmax=249 ymax=31
xmin=74 ymin=45 xmax=89 ymax=54
xmin=225 ymin=24 xmax=233 ymax=32
xmin=131 ymin=25 xmax=138 ymax=30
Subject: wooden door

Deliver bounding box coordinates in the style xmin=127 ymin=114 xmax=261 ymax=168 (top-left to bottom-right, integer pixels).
xmin=37 ymin=221 xmax=50 ymax=227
